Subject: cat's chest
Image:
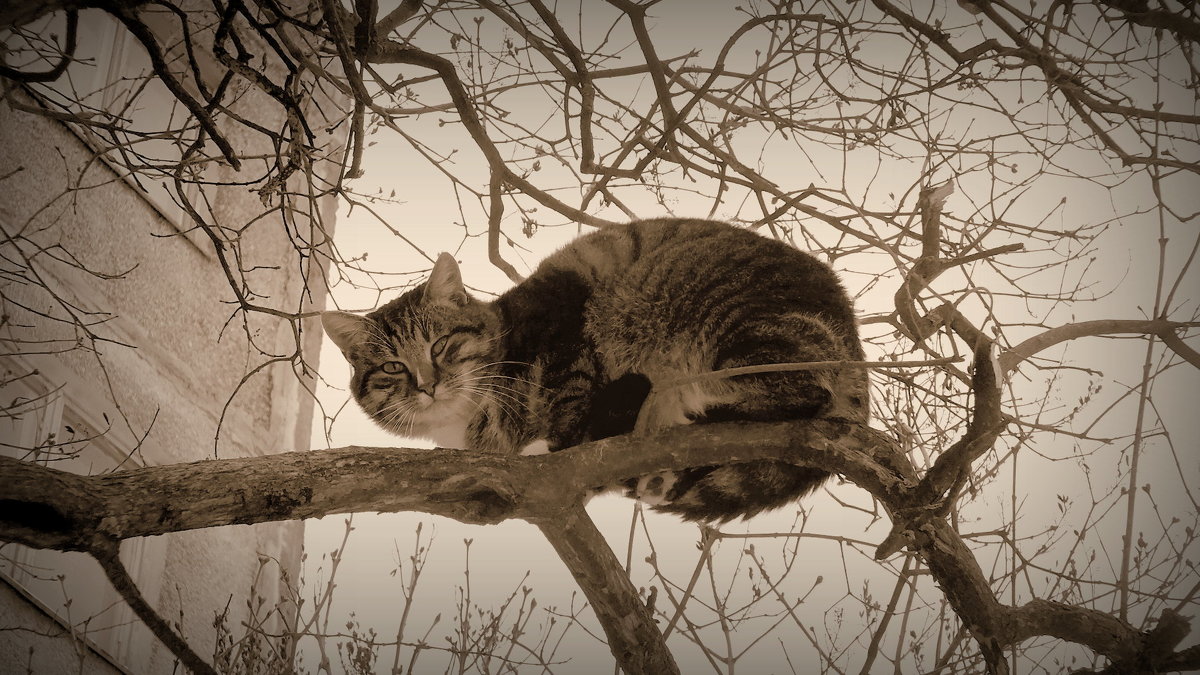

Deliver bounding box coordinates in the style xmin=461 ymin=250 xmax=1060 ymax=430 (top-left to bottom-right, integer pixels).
xmin=428 ymin=422 xmax=469 ymax=449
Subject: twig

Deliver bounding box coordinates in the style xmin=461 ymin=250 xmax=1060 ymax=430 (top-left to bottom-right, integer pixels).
xmin=110 ymin=7 xmax=241 ymax=169
xmin=655 ymin=356 xmax=962 ymax=390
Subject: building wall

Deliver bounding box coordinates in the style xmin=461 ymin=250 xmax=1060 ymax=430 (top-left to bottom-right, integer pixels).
xmin=0 ymin=15 xmax=336 ymax=670
xmin=0 ymin=578 xmax=125 ymax=675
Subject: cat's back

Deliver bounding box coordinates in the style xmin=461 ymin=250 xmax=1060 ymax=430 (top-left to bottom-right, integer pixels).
xmin=539 ymin=218 xmax=857 ymax=335
xmin=540 ymin=218 xmax=774 ymax=284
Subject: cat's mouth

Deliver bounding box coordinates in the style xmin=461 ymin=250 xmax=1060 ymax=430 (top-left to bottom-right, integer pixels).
xmin=410 ymin=386 xmax=473 ymax=420
xmin=415 ymin=384 xmax=457 ymax=408
xmin=404 ymin=388 xmax=477 ymax=448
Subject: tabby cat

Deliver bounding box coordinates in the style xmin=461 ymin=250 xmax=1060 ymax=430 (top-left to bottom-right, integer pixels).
xmin=322 ymin=218 xmax=867 ymax=522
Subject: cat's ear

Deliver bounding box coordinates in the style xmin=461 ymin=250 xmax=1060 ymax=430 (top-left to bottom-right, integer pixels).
xmin=424 ymin=252 xmax=468 ymax=307
xmin=321 ymin=311 xmax=369 ymax=355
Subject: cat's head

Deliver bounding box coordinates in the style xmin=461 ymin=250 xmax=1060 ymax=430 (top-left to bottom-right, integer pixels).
xmin=321 ymin=253 xmax=501 ymax=444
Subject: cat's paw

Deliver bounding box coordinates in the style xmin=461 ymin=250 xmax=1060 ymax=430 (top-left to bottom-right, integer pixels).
xmin=631 ymin=471 xmax=678 ymax=505
xmin=519 ymin=439 xmax=551 ymax=456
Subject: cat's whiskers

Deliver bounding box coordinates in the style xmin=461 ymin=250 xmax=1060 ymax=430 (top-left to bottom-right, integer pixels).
xmin=464 ymin=390 xmax=527 ymax=422
xmin=450 ymin=376 xmax=533 ymax=413
xmin=457 ymin=344 xmax=530 ymax=421
xmin=456 ymin=365 xmax=547 ymax=393
xmin=455 ymin=384 xmax=526 ymax=421
xmin=456 ymin=388 xmax=531 ymax=423
xmin=442 ymin=384 xmax=511 ymax=428
xmin=453 ymin=373 xmax=529 ymax=394
xmin=455 ymin=384 xmax=519 ymax=416
xmin=377 ymin=397 xmax=423 ymax=436
xmin=454 ymin=359 xmax=537 ymax=380
xmin=376 ymin=402 xmax=413 ymax=434
xmin=455 ymin=388 xmax=494 ymax=420
xmin=440 ymin=360 xmax=542 ymax=421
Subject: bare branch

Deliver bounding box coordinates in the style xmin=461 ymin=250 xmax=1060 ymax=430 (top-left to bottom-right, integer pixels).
xmin=94 ymin=540 xmax=218 ymax=675
xmin=535 ymin=505 xmax=680 ymax=675
xmin=999 ymin=319 xmax=1200 ymax=374
xmin=373 ymin=0 xmax=422 ymax=38
xmin=109 ymin=4 xmax=242 ymax=169
xmin=0 ymin=10 xmax=77 ymax=82
xmin=1158 ymin=329 xmax=1200 ymax=369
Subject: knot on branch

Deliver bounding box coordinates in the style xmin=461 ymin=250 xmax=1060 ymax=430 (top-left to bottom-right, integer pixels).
xmin=261 ymin=485 xmax=316 ymax=519
xmin=0 ymin=498 xmax=75 ymax=539
xmin=426 ymin=474 xmax=517 ymax=524
xmin=0 ymin=455 xmax=103 ymax=551
xmin=874 ymin=503 xmax=944 ymax=559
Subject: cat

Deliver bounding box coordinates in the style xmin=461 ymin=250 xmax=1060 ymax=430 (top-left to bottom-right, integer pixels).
xmin=321 ymin=218 xmax=868 ymax=522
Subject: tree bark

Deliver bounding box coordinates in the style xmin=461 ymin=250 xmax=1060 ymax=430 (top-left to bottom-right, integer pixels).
xmin=0 ymin=420 xmax=898 ymax=546
xmin=1 ymin=419 xmax=1196 ymax=674
xmin=535 ymin=505 xmax=680 ymax=675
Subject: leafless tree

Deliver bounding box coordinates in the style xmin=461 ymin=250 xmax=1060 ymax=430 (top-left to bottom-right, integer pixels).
xmin=1 ymin=1 xmax=1198 ymax=673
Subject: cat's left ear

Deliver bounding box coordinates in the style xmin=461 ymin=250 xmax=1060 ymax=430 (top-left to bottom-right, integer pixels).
xmin=321 ymin=311 xmax=369 ymax=356
xmin=425 ymin=252 xmax=468 ymax=307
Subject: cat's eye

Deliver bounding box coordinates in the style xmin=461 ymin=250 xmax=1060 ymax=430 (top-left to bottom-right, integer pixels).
xmin=381 ymin=361 xmax=406 ymax=375
xmin=431 ymin=335 xmax=449 ymax=358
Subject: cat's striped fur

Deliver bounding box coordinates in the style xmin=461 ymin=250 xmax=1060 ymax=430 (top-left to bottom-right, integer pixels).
xmin=322 ymin=219 xmax=867 ymax=522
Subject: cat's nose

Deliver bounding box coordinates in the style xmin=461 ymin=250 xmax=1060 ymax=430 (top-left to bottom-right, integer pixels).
xmin=414 ymin=361 xmax=437 ymax=397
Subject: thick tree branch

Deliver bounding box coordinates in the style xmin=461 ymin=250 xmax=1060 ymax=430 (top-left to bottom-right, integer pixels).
xmin=1158 ymin=329 xmax=1200 ymax=369
xmin=916 ymin=343 xmax=1003 ymax=503
xmin=0 ymin=420 xmax=894 ymax=675
xmin=373 ymin=0 xmax=422 ymax=38
xmin=2 ymin=418 xmax=1195 ymax=673
xmin=535 ymin=504 xmax=680 ymax=675
xmin=1095 ymin=0 xmax=1200 ymax=43
xmin=0 ymin=0 xmax=118 ymax=30
xmin=0 ymin=420 xmax=904 ymax=544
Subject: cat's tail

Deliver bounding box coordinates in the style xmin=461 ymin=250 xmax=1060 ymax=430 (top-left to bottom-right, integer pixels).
xmin=625 ymin=463 xmax=830 ymax=523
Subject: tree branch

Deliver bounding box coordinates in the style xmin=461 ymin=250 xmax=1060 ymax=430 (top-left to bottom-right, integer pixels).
xmin=0 ymin=0 xmax=113 ymax=30
xmin=998 ymin=319 xmax=1200 ymax=374
xmin=3 ymin=417 xmax=1194 ymax=672
xmin=915 ymin=342 xmax=1003 ymax=504
xmin=535 ymin=504 xmax=680 ymax=675
xmin=0 ymin=10 xmax=77 ymax=82
xmin=367 ymin=40 xmax=623 ymax=230
xmin=109 ymin=5 xmax=242 ymax=170
xmin=373 ymin=0 xmax=422 ymax=38
xmin=0 ymin=420 xmax=903 ymax=543
xmin=94 ymin=540 xmax=218 ymax=675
